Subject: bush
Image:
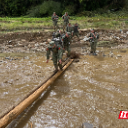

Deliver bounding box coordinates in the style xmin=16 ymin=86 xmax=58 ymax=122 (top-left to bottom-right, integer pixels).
xmin=27 ymin=5 xmax=41 ymax=17
xmin=27 ymin=1 xmax=62 ymax=17
xmin=62 ymin=5 xmax=76 ymax=15
xmin=76 ymin=11 xmax=95 ymax=17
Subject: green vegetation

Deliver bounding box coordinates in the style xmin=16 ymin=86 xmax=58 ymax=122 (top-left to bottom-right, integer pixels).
xmin=0 ymin=0 xmax=128 ymax=34
xmin=0 ymin=11 xmax=128 ymax=34
xmin=0 ymin=0 xmax=127 ymax=17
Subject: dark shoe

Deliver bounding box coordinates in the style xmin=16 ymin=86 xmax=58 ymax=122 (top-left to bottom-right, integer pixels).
xmin=53 ymin=69 xmax=58 ymax=73
xmin=60 ymin=68 xmax=63 ymax=71
xmin=62 ymin=59 xmax=65 ymax=62
xmin=93 ymin=53 xmax=97 ymax=56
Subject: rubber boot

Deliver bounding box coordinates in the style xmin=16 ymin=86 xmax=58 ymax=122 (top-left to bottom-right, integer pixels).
xmin=67 ymin=53 xmax=70 ymax=58
xmin=58 ymin=63 xmax=63 ymax=71
xmin=53 ymin=65 xmax=58 ymax=73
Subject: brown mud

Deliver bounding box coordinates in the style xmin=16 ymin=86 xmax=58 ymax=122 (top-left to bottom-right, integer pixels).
xmin=0 ymin=29 xmax=128 ymax=128
xmin=0 ymin=29 xmax=128 ymax=54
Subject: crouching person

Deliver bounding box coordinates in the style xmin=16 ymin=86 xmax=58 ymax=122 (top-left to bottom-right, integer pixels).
xmin=46 ymin=41 xmax=63 ymax=73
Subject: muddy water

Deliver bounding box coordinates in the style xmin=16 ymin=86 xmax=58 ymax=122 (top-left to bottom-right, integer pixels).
xmin=1 ymin=48 xmax=128 ymax=128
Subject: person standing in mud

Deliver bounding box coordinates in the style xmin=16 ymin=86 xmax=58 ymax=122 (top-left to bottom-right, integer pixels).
xmin=73 ymin=23 xmax=80 ymax=40
xmin=89 ymin=29 xmax=99 ymax=55
xmin=52 ymin=12 xmax=59 ymax=31
xmin=62 ymin=32 xmax=71 ymax=57
xmin=46 ymin=40 xmax=63 ymax=73
xmin=62 ymin=12 xmax=70 ymax=32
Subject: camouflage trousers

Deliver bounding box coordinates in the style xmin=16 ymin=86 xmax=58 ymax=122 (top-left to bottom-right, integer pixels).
xmin=63 ymin=21 xmax=69 ymax=31
xmin=52 ymin=53 xmax=62 ymax=70
xmin=73 ymin=32 xmax=79 ymax=38
xmin=63 ymin=45 xmax=71 ymax=57
xmin=90 ymin=41 xmax=97 ymax=53
xmin=53 ymin=21 xmax=59 ymax=31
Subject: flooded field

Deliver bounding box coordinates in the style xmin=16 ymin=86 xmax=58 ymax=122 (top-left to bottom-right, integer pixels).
xmin=0 ymin=46 xmax=128 ymax=128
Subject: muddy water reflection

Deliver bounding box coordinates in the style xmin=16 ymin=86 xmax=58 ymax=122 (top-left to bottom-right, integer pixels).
xmin=1 ymin=49 xmax=128 ymax=128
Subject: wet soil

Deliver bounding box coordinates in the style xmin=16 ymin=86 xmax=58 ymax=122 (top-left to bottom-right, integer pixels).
xmin=0 ymin=29 xmax=128 ymax=128
xmin=0 ymin=29 xmax=128 ymax=54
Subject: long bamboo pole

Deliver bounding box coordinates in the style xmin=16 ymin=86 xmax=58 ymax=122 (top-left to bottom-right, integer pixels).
xmin=0 ymin=59 xmax=74 ymax=128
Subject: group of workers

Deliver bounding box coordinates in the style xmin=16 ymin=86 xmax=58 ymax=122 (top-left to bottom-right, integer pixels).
xmin=52 ymin=12 xmax=80 ymax=39
xmin=52 ymin=12 xmax=70 ymax=32
xmin=46 ymin=29 xmax=71 ymax=73
xmin=46 ymin=12 xmax=99 ymax=72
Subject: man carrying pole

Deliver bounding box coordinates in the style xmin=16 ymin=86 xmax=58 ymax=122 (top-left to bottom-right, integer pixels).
xmin=46 ymin=39 xmax=63 ymax=73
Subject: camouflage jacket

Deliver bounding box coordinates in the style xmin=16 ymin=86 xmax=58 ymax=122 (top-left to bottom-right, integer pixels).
xmin=52 ymin=15 xmax=59 ymax=22
xmin=63 ymin=15 xmax=70 ymax=22
xmin=46 ymin=43 xmax=63 ymax=60
xmin=89 ymin=32 xmax=99 ymax=42
xmin=73 ymin=25 xmax=79 ymax=33
xmin=66 ymin=25 xmax=74 ymax=33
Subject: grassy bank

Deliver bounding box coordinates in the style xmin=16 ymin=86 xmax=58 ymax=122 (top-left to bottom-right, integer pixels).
xmin=0 ymin=13 xmax=128 ymax=34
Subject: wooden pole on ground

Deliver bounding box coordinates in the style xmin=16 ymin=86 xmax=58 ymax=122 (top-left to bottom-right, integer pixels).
xmin=0 ymin=59 xmax=74 ymax=128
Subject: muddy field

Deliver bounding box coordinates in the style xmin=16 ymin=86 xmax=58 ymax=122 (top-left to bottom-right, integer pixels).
xmin=0 ymin=29 xmax=128 ymax=128
xmin=0 ymin=29 xmax=128 ymax=54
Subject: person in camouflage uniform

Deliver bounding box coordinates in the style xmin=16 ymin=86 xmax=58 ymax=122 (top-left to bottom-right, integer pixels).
xmin=73 ymin=23 xmax=80 ymax=40
xmin=89 ymin=29 xmax=99 ymax=55
xmin=62 ymin=32 xmax=71 ymax=57
xmin=62 ymin=12 xmax=70 ymax=32
xmin=52 ymin=29 xmax=62 ymax=39
xmin=66 ymin=23 xmax=74 ymax=39
xmin=52 ymin=12 xmax=59 ymax=31
xmin=46 ymin=39 xmax=63 ymax=73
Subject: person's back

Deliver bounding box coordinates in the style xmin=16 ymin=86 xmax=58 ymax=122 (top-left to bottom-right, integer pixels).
xmin=53 ymin=37 xmax=63 ymax=48
xmin=62 ymin=35 xmax=70 ymax=46
xmin=62 ymin=33 xmax=71 ymax=57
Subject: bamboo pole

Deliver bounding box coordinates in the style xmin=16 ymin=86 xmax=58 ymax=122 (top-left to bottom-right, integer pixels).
xmin=0 ymin=59 xmax=74 ymax=128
